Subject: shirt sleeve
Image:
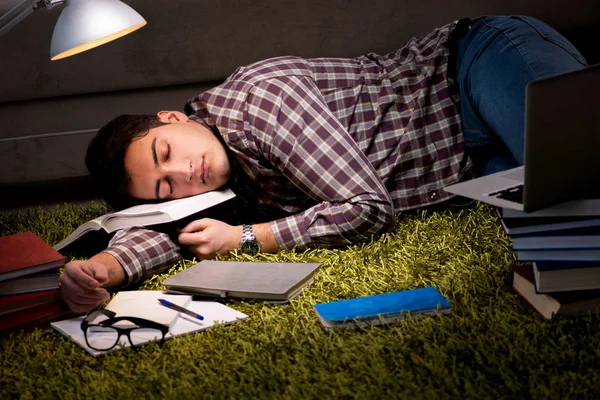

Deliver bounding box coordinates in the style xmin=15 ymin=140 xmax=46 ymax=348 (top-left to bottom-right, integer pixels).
xmin=244 ymin=75 xmax=395 ymax=250
xmin=100 ymin=227 xmax=184 ymax=286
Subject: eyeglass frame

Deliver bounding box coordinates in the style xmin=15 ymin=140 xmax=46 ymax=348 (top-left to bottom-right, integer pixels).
xmin=80 ymin=309 xmax=169 ymax=351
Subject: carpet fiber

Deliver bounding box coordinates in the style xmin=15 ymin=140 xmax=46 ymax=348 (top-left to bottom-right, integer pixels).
xmin=1 ymin=202 xmax=599 ymax=399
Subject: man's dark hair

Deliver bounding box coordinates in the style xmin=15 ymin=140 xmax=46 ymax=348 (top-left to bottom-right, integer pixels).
xmin=85 ymin=114 xmax=167 ymax=210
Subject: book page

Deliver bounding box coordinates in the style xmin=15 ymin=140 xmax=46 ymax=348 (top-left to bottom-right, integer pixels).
xmin=111 ymin=189 xmax=235 ymax=218
xmin=102 ymin=189 xmax=236 ymax=232
xmin=104 ymin=291 xmax=191 ymax=327
xmin=159 ymin=189 xmax=236 ymax=220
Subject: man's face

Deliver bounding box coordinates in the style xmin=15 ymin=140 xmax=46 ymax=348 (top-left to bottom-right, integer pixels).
xmin=124 ymin=111 xmax=231 ymax=201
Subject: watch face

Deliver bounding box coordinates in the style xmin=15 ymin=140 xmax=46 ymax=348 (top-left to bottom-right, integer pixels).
xmin=240 ymin=240 xmax=260 ymax=255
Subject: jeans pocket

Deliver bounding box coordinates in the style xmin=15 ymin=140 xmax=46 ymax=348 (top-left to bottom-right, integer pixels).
xmin=511 ymin=15 xmax=587 ymax=66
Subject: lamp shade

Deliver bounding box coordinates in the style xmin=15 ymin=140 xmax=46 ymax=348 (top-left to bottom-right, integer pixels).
xmin=50 ymin=0 xmax=146 ymax=60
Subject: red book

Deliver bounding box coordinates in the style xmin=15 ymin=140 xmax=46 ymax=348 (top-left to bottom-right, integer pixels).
xmin=513 ymin=265 xmax=600 ymax=319
xmin=0 ymin=301 xmax=66 ymax=331
xmin=0 ymin=232 xmax=64 ymax=282
xmin=0 ymin=289 xmax=63 ymax=317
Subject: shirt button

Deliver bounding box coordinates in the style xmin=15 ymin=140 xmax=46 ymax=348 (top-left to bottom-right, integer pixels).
xmin=430 ymin=191 xmax=438 ymax=201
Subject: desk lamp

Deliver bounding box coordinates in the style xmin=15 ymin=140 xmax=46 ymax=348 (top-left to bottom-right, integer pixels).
xmin=0 ymin=0 xmax=146 ymax=60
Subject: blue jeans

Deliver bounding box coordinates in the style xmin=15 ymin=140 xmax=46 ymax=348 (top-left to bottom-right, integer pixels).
xmin=455 ymin=16 xmax=588 ymax=176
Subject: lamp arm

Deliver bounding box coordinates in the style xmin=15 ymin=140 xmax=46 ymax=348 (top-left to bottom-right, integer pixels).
xmin=0 ymin=0 xmax=64 ymax=38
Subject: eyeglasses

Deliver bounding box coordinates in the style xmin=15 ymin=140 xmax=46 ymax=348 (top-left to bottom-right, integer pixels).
xmin=80 ymin=309 xmax=169 ymax=351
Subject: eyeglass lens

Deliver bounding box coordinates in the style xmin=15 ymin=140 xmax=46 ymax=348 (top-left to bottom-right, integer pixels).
xmin=85 ymin=322 xmax=165 ymax=351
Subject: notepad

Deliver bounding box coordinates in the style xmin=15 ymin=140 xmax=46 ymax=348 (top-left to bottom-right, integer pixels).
xmin=313 ymin=287 xmax=452 ymax=330
xmin=104 ymin=291 xmax=192 ymax=328
xmin=51 ymin=300 xmax=248 ymax=357
xmin=162 ymin=261 xmax=322 ymax=302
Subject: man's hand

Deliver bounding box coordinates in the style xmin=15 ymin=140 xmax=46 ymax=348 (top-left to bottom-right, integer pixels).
xmin=178 ymin=218 xmax=242 ymax=259
xmin=60 ymin=260 xmax=111 ymax=313
xmin=59 ymin=252 xmax=125 ymax=313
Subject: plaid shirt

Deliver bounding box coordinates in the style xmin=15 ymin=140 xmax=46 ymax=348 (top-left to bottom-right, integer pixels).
xmin=105 ymin=20 xmax=467 ymax=285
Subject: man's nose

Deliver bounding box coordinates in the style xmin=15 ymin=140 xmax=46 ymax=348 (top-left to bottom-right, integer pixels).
xmin=163 ymin=161 xmax=191 ymax=181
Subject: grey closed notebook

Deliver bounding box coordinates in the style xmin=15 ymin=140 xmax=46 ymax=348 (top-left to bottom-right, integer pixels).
xmin=162 ymin=261 xmax=322 ymax=302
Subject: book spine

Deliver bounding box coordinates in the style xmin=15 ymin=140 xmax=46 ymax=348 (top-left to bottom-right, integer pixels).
xmin=517 ymin=249 xmax=600 ymax=262
xmin=512 ymin=236 xmax=600 ymax=250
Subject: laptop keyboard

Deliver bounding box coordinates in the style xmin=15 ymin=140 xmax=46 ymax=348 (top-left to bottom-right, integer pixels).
xmin=487 ymin=184 xmax=524 ymax=204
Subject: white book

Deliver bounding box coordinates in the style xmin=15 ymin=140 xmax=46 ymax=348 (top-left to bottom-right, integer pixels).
xmin=51 ymin=299 xmax=248 ymax=357
xmin=53 ymin=189 xmax=235 ymax=251
xmin=103 ymin=290 xmax=192 ymax=328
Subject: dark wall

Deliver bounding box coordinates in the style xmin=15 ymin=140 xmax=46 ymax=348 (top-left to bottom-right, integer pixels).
xmin=0 ymin=0 xmax=599 ymax=207
xmin=2 ymin=0 xmax=598 ymax=103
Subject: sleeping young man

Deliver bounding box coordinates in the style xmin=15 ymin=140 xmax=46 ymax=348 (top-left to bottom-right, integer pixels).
xmin=59 ymin=15 xmax=588 ymax=312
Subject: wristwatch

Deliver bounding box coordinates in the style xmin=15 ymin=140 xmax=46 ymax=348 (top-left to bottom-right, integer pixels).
xmin=239 ymin=224 xmax=260 ymax=255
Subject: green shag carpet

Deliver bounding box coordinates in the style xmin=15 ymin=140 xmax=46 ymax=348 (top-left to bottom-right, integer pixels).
xmin=1 ymin=202 xmax=599 ymax=399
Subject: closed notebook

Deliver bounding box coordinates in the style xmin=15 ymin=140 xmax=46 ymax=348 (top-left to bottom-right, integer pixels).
xmin=313 ymin=287 xmax=452 ymax=330
xmin=162 ymin=261 xmax=321 ymax=302
xmin=103 ymin=291 xmax=192 ymax=328
xmin=0 ymin=232 xmax=64 ymax=282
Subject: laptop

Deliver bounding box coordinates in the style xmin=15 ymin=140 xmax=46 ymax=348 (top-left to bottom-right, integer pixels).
xmin=444 ymin=64 xmax=600 ymax=212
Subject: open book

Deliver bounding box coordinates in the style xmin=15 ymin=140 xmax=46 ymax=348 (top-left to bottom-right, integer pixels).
xmin=53 ymin=189 xmax=235 ymax=251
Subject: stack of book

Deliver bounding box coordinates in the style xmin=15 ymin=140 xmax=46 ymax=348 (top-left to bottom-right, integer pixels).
xmin=0 ymin=232 xmax=69 ymax=333
xmin=496 ymin=200 xmax=600 ymax=319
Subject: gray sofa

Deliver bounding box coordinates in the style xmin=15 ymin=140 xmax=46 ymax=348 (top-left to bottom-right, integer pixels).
xmin=1 ymin=0 xmax=598 ymax=208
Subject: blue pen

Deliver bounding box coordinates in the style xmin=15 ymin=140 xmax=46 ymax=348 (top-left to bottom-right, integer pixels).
xmin=158 ymin=298 xmax=204 ymax=321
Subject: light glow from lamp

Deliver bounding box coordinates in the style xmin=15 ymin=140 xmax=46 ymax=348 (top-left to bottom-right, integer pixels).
xmin=50 ymin=0 xmax=146 ymax=61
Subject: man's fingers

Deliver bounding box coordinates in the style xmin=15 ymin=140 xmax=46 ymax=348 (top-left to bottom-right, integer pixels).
xmin=64 ymin=262 xmax=103 ymax=289
xmin=64 ymin=266 xmax=98 ymax=289
xmin=178 ymin=232 xmax=209 ymax=246
xmin=80 ymin=262 xmax=109 ymax=286
xmin=60 ymin=273 xmax=108 ymax=300
xmin=60 ymin=273 xmax=110 ymax=313
xmin=179 ymin=219 xmax=210 ymax=233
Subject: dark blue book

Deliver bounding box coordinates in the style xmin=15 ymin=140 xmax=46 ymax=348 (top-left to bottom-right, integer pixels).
xmin=511 ymin=227 xmax=600 ymax=250
xmin=532 ymin=261 xmax=600 ymax=293
xmin=516 ymin=249 xmax=600 ymax=262
xmin=313 ymin=287 xmax=451 ymax=330
xmin=495 ymin=208 xmax=600 ymax=236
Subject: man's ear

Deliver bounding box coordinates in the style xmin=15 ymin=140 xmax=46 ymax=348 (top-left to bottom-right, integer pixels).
xmin=157 ymin=110 xmax=189 ymax=123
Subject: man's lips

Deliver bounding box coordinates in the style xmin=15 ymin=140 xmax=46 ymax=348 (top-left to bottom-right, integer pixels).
xmin=201 ymin=157 xmax=207 ymax=184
